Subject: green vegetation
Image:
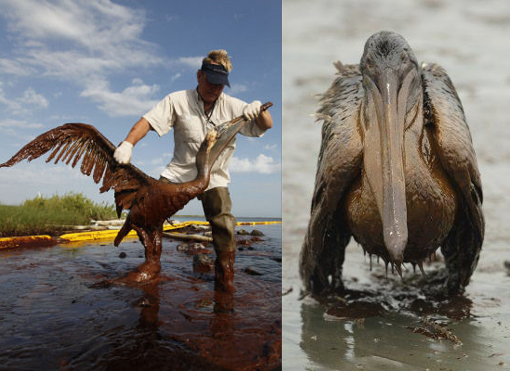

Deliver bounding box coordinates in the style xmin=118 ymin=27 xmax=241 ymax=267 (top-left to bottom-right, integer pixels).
xmin=0 ymin=192 xmax=117 ymax=237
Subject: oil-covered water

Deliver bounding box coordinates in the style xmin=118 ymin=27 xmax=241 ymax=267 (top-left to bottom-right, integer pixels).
xmin=0 ymin=223 xmax=281 ymax=370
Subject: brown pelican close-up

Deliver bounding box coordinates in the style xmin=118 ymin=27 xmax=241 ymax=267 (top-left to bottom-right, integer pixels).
xmin=0 ymin=104 xmax=272 ymax=286
xmin=300 ymin=31 xmax=484 ymax=296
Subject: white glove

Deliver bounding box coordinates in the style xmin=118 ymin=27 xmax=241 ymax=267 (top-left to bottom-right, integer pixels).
xmin=114 ymin=141 xmax=133 ymax=164
xmin=243 ymin=100 xmax=262 ymax=121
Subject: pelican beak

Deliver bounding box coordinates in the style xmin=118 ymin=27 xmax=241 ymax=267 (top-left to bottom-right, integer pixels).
xmin=207 ymin=117 xmax=248 ymax=169
xmin=363 ymin=68 xmax=415 ymax=264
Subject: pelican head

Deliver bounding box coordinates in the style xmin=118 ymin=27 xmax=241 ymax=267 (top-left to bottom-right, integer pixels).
xmin=360 ymin=31 xmax=423 ymax=265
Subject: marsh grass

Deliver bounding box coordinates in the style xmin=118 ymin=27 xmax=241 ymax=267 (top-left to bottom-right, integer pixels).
xmin=0 ymin=192 xmax=117 ymax=237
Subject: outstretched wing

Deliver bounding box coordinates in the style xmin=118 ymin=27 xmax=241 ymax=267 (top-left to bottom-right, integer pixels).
xmin=300 ymin=62 xmax=364 ymax=295
xmin=0 ymin=123 xmax=152 ymax=215
xmin=422 ymin=63 xmax=484 ymax=291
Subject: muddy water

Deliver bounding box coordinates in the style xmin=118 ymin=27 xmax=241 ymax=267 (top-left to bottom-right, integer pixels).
xmin=0 ymin=223 xmax=281 ymax=370
xmin=283 ymin=0 xmax=510 ymax=369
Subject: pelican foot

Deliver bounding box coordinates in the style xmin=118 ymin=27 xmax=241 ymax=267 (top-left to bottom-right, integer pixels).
xmin=114 ymin=261 xmax=162 ymax=285
xmin=88 ymin=261 xmax=163 ymax=288
xmin=306 ymin=272 xmax=346 ymax=298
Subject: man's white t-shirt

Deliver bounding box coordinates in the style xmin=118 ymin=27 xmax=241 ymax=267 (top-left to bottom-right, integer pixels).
xmin=143 ymin=89 xmax=266 ymax=190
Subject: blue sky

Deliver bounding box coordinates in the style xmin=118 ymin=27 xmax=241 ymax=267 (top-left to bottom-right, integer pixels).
xmin=0 ymin=0 xmax=281 ymax=218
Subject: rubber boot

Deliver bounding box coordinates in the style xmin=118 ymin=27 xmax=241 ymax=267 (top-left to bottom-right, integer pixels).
xmin=215 ymin=250 xmax=236 ymax=292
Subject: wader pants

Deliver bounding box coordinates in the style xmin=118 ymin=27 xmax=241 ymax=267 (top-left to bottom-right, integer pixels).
xmin=160 ymin=177 xmax=237 ymax=291
xmin=199 ymin=187 xmax=237 ymax=291
xmin=199 ymin=187 xmax=237 ymax=254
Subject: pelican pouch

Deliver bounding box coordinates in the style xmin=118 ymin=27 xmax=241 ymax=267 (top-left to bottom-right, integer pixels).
xmin=199 ymin=187 xmax=237 ymax=254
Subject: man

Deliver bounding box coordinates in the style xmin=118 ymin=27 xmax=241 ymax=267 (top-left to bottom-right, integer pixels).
xmin=113 ymin=49 xmax=273 ymax=291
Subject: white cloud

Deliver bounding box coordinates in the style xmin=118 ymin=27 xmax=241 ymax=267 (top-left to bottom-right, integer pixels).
xmin=171 ymin=73 xmax=182 ymax=82
xmin=229 ymin=154 xmax=280 ymax=174
xmin=165 ymin=14 xmax=179 ymax=22
xmin=178 ymin=57 xmax=203 ymax=69
xmin=0 ymin=119 xmax=43 ymax=129
xmin=149 ymin=152 xmax=172 ymax=165
xmin=0 ymin=83 xmax=48 ymax=114
xmin=0 ymin=1 xmax=210 ymax=128
xmin=229 ymin=83 xmax=248 ymax=94
xmin=0 ymin=0 xmax=215 ymax=121
xmin=0 ymin=118 xmax=44 ymax=140
xmin=20 ymin=87 xmax=49 ymax=108
xmin=263 ymin=144 xmax=278 ymax=151
xmin=0 ymin=0 xmax=162 ymax=82
xmin=1 ymin=0 xmax=148 ymax=52
xmin=0 ymin=58 xmax=36 ymax=75
xmin=80 ymin=78 xmax=160 ymax=117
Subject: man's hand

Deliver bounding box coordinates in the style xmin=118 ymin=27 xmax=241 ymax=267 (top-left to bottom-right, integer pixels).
xmin=114 ymin=141 xmax=133 ymax=164
xmin=243 ymin=100 xmax=262 ymax=121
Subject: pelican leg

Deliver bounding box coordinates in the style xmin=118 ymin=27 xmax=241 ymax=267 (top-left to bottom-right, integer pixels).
xmin=301 ymin=206 xmax=350 ymax=296
xmin=441 ymin=222 xmax=482 ymax=294
xmin=318 ymin=219 xmax=348 ymax=294
xmin=115 ymin=226 xmax=163 ymax=284
xmin=114 ymin=214 xmax=132 ymax=247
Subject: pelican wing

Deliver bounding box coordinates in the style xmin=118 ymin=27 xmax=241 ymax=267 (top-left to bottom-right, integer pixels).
xmin=300 ymin=63 xmax=364 ymax=294
xmin=422 ymin=63 xmax=484 ymax=290
xmin=0 ymin=123 xmax=152 ymax=215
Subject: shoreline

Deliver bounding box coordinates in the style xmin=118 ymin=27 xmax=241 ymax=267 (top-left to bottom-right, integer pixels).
xmin=0 ymin=220 xmax=282 ymax=250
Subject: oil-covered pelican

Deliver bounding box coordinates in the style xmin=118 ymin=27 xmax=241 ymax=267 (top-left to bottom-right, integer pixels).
xmin=0 ymin=103 xmax=272 ymax=284
xmin=300 ymin=31 xmax=483 ymax=295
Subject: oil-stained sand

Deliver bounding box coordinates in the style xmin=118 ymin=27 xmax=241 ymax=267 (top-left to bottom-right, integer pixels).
xmin=284 ymin=244 xmax=510 ymax=370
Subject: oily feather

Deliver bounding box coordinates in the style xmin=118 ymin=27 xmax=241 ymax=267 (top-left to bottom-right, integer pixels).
xmin=422 ymin=63 xmax=484 ymax=290
xmin=300 ymin=62 xmax=364 ymax=294
xmin=0 ymin=123 xmax=151 ymax=216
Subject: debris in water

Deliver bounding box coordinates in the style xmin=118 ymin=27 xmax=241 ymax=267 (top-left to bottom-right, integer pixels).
xmin=407 ymin=317 xmax=462 ymax=345
xmin=282 ymin=287 xmax=293 ymax=296
xmin=192 ymin=254 xmax=214 ymax=273
xmin=244 ymin=267 xmax=263 ymax=276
